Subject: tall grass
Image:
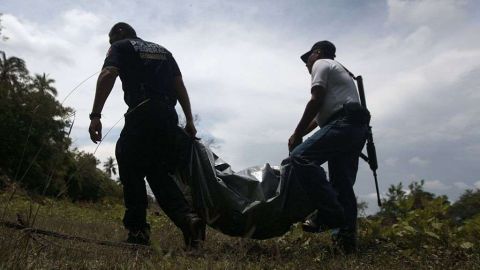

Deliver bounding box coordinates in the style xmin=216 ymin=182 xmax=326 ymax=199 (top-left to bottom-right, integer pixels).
xmin=1 ymin=191 xmax=479 ymax=270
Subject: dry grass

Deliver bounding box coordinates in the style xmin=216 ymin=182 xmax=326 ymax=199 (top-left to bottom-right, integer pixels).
xmin=1 ymin=190 xmax=479 ymax=270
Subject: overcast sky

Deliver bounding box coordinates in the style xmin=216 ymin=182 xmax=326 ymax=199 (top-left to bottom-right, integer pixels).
xmin=1 ymin=0 xmax=479 ymax=212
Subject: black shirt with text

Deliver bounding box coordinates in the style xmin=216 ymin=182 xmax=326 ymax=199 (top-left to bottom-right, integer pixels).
xmin=103 ymin=38 xmax=181 ymax=108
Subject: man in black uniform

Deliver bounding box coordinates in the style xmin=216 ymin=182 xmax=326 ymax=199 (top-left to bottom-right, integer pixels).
xmin=88 ymin=22 xmax=202 ymax=248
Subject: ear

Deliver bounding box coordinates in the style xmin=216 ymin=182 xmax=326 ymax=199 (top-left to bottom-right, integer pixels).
xmin=316 ymin=50 xmax=324 ymax=58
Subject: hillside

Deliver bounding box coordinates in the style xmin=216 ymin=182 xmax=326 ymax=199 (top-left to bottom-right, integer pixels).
xmin=1 ymin=188 xmax=479 ymax=270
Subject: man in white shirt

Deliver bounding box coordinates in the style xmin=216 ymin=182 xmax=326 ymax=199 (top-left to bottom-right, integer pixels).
xmin=289 ymin=41 xmax=370 ymax=254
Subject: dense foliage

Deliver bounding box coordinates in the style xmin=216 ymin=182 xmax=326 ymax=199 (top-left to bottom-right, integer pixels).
xmin=448 ymin=189 xmax=480 ymax=223
xmin=0 ymin=50 xmax=122 ymax=201
xmin=358 ymin=180 xmax=480 ymax=258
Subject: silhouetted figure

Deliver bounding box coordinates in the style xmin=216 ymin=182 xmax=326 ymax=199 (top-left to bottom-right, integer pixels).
xmin=88 ymin=22 xmax=203 ymax=249
xmin=289 ymin=41 xmax=370 ymax=254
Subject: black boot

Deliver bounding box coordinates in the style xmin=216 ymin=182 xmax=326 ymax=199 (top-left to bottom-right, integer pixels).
xmin=182 ymin=215 xmax=205 ymax=250
xmin=332 ymin=229 xmax=358 ymax=254
xmin=126 ymin=226 xmax=151 ymax=246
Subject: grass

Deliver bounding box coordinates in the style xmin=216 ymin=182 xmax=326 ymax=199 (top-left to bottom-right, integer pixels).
xmin=1 ymin=189 xmax=479 ymax=270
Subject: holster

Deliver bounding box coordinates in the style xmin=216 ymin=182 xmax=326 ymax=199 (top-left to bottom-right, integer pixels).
xmin=342 ymin=102 xmax=371 ymax=125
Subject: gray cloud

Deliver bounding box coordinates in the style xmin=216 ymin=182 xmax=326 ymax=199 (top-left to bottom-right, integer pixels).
xmin=1 ymin=0 xmax=479 ymax=213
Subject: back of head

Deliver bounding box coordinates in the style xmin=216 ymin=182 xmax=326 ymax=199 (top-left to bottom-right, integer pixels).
xmin=314 ymin=40 xmax=336 ymax=59
xmin=109 ymin=22 xmax=137 ymax=39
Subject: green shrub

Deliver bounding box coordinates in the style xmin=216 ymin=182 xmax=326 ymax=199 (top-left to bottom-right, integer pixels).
xmin=448 ymin=189 xmax=480 ymax=223
xmin=360 ymin=181 xmax=479 ymax=253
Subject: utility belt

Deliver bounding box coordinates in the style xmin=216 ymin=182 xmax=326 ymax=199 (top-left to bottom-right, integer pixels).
xmin=124 ymin=96 xmax=178 ymax=126
xmin=126 ymin=94 xmax=175 ymax=113
xmin=147 ymin=93 xmax=176 ymax=106
xmin=324 ymin=102 xmax=371 ymax=126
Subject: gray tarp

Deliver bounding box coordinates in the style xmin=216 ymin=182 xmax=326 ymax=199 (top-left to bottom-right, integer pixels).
xmin=177 ymin=137 xmax=342 ymax=240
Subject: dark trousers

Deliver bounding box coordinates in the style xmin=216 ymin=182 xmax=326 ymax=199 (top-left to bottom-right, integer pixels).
xmin=115 ymin=101 xmax=193 ymax=232
xmin=291 ymin=107 xmax=368 ymax=234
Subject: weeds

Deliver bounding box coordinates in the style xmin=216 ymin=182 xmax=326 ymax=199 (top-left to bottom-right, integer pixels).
xmin=1 ymin=191 xmax=480 ymax=270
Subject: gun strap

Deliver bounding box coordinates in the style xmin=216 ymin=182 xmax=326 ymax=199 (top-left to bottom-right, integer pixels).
xmin=336 ymin=61 xmax=357 ymax=79
xmin=335 ymin=61 xmax=369 ymax=108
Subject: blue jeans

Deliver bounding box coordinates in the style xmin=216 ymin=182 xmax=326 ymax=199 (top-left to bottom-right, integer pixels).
xmin=291 ymin=116 xmax=368 ymax=233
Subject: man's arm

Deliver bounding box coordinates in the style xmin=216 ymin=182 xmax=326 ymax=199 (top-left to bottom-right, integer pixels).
xmin=304 ymin=119 xmax=319 ymax=135
xmin=288 ymin=85 xmax=326 ymax=152
xmin=173 ymin=76 xmax=197 ymax=137
xmin=294 ymin=86 xmax=325 ymax=136
xmin=88 ymin=67 xmax=118 ymax=143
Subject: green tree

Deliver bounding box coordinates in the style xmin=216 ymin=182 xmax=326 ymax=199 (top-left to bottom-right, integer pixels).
xmin=357 ymin=200 xmax=368 ymax=217
xmin=448 ymin=189 xmax=480 ymax=223
xmin=0 ymin=51 xmax=29 ymax=88
xmin=377 ymin=180 xmax=446 ymax=221
xmin=0 ymin=51 xmax=71 ymax=195
xmin=408 ymin=180 xmax=439 ymax=209
xmin=378 ymin=182 xmax=407 ymax=219
xmin=65 ymin=152 xmax=121 ymax=201
xmin=32 ymin=73 xmax=57 ymax=96
xmin=103 ymin=157 xmax=117 ymax=179
xmin=0 ymin=50 xmax=122 ymax=201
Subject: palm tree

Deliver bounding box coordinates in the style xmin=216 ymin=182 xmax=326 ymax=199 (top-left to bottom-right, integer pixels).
xmin=103 ymin=157 xmax=117 ymax=179
xmin=0 ymin=51 xmax=29 ymax=86
xmin=32 ymin=73 xmax=57 ymax=96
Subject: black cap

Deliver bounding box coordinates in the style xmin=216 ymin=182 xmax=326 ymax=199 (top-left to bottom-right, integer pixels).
xmin=300 ymin=40 xmax=336 ymax=63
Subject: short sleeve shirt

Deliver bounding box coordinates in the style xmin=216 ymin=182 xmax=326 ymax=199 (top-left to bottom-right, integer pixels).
xmin=103 ymin=38 xmax=181 ymax=108
xmin=311 ymin=59 xmax=360 ymax=127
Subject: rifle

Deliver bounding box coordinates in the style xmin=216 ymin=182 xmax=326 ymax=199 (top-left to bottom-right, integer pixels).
xmin=340 ymin=64 xmax=382 ymax=207
xmin=355 ymin=76 xmax=381 ymax=207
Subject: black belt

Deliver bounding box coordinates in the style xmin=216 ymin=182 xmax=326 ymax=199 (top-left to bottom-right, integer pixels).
xmin=324 ymin=103 xmax=370 ymax=126
xmin=324 ymin=108 xmax=344 ymax=125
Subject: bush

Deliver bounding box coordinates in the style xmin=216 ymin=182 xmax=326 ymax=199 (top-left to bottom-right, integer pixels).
xmin=448 ymin=189 xmax=480 ymax=223
xmin=65 ymin=151 xmax=123 ymax=201
xmin=360 ymin=181 xmax=479 ymax=254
